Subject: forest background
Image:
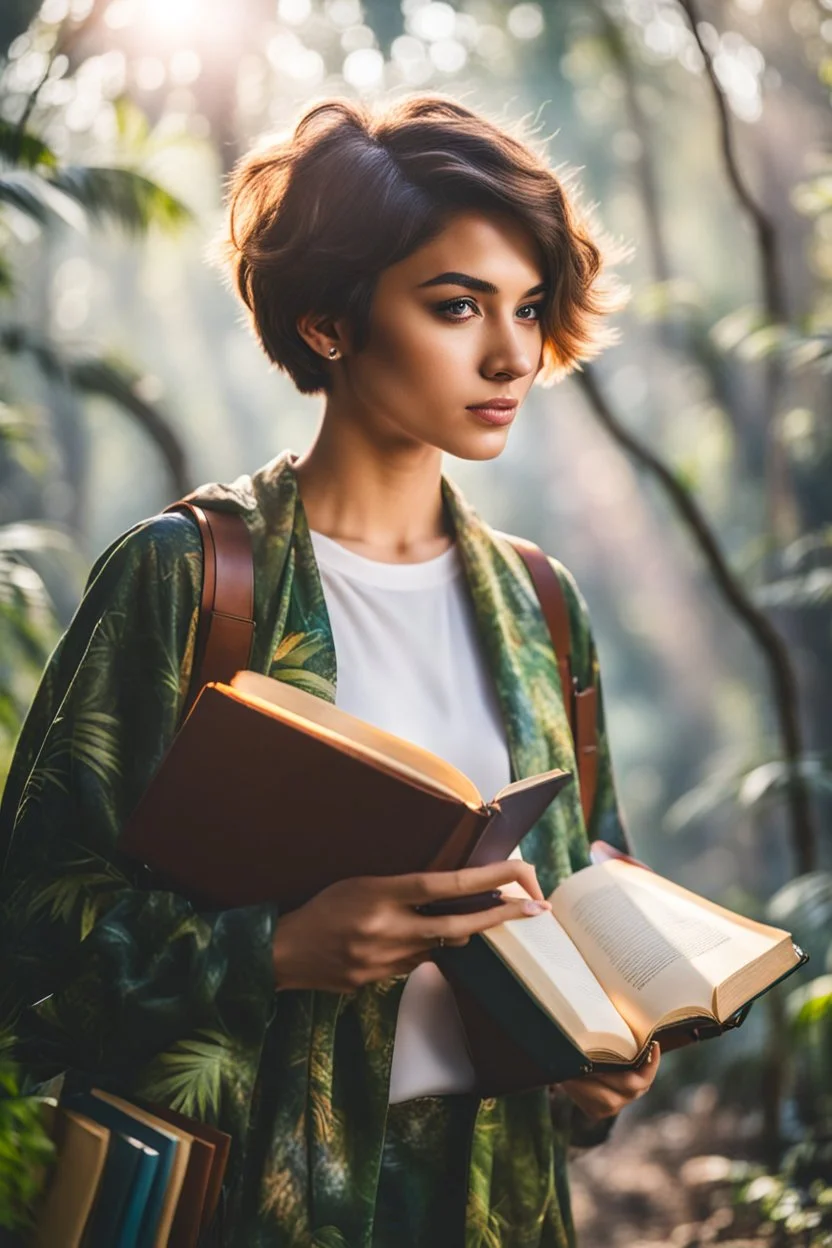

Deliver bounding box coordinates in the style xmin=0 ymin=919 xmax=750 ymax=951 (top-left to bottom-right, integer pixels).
xmin=0 ymin=0 xmax=830 ymax=1243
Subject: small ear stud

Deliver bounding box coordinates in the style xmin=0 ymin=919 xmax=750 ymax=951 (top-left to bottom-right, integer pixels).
xmin=328 ymin=346 xmax=340 ymax=358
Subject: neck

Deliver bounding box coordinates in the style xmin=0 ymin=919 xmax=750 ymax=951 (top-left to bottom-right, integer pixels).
xmin=291 ymin=409 xmax=453 ymax=563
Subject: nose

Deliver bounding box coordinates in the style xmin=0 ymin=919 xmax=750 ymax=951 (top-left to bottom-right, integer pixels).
xmin=481 ymin=315 xmax=537 ymax=381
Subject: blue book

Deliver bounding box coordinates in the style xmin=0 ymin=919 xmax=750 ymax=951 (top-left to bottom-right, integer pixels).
xmin=65 ymin=1092 xmax=178 ymax=1248
xmin=82 ymin=1129 xmax=155 ymax=1248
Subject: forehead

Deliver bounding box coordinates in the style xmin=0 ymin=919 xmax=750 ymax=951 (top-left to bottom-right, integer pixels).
xmin=385 ymin=210 xmax=545 ymax=291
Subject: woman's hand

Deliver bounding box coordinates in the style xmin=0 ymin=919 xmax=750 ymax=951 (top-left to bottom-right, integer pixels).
xmin=272 ymin=860 xmax=550 ymax=993
xmin=554 ymin=1041 xmax=661 ymax=1120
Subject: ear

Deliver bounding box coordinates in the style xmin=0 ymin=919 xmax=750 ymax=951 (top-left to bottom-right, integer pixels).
xmin=296 ymin=312 xmax=350 ymax=359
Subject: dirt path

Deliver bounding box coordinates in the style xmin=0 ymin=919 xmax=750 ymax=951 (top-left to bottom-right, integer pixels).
xmin=570 ymin=1087 xmax=775 ymax=1247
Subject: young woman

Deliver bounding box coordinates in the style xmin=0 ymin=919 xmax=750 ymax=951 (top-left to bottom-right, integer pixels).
xmin=0 ymin=93 xmax=660 ymax=1246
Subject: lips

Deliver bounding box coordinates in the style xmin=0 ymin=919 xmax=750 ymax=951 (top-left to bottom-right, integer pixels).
xmin=467 ymin=399 xmax=517 ymax=427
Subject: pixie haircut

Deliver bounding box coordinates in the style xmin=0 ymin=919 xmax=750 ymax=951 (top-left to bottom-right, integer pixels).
xmin=214 ymin=93 xmax=628 ymax=395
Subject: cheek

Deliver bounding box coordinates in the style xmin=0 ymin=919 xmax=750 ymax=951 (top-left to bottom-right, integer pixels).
xmin=364 ymin=314 xmax=468 ymax=399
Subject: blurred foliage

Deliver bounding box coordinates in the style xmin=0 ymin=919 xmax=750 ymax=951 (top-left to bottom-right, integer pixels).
xmin=0 ymin=1028 xmax=54 ymax=1233
xmin=0 ymin=35 xmax=195 ymax=777
xmin=733 ymin=1143 xmax=832 ymax=1246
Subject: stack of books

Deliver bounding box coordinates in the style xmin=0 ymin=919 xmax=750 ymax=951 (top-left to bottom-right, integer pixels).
xmin=32 ymin=1092 xmax=229 ymax=1248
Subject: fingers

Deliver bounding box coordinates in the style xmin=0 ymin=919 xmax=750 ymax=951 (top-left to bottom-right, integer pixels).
xmin=415 ymin=893 xmax=551 ymax=944
xmin=589 ymin=1042 xmax=661 ymax=1096
xmin=389 ymin=859 xmax=546 ymax=905
xmin=559 ymin=1043 xmax=661 ymax=1120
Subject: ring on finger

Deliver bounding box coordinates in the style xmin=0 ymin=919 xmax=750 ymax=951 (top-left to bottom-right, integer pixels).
xmin=435 ymin=935 xmax=446 ymax=949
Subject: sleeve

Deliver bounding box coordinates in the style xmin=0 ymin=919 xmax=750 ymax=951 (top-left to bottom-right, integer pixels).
xmin=547 ymin=557 xmax=633 ymax=856
xmin=0 ymin=511 xmax=278 ymax=1105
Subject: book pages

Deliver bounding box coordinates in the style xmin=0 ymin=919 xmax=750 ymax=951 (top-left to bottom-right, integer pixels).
xmin=483 ymin=893 xmax=639 ymax=1060
xmin=551 ymin=860 xmax=784 ymax=1044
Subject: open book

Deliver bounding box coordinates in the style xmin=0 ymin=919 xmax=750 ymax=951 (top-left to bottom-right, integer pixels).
xmin=120 ymin=671 xmax=572 ymax=909
xmin=440 ymin=855 xmax=807 ymax=1084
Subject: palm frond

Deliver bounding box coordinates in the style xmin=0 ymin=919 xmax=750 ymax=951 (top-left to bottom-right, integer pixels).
xmin=0 ymin=403 xmax=37 ymax=458
xmin=273 ymin=632 xmax=309 ymax=663
xmin=15 ymin=731 xmax=72 ymax=816
xmin=1 ymin=326 xmax=70 ymax=383
xmin=0 ymin=165 xmax=192 ymax=238
xmin=137 ymin=1029 xmax=234 ymax=1119
xmin=45 ymin=166 xmax=193 ymax=234
xmin=277 ymin=635 xmax=326 ymax=666
xmin=111 ymin=95 xmax=152 ymax=152
xmin=0 ymin=251 xmax=13 ymax=296
xmin=0 ymin=521 xmax=77 ymax=558
xmin=0 ymin=170 xmax=83 ymax=229
xmin=0 ymin=119 xmax=57 ymax=171
xmin=68 ymin=356 xmax=189 ymax=492
xmin=753 ymin=568 xmax=832 ymax=609
xmin=69 ymin=708 xmax=122 ymax=786
xmin=24 ymin=867 xmax=122 ymax=928
xmin=271 ymin=631 xmax=335 ymax=698
xmin=0 ymin=551 xmax=50 ymax=616
xmin=272 ymin=667 xmax=336 ymax=699
xmin=0 ymin=331 xmax=190 ymax=493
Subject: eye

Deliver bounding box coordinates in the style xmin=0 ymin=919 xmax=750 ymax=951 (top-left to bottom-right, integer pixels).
xmin=435 ymin=297 xmax=479 ymax=320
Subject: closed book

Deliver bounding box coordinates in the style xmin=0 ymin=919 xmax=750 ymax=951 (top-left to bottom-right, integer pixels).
xmin=139 ymin=1102 xmax=231 ymax=1238
xmin=84 ymin=1129 xmax=156 ymax=1248
xmin=119 ymin=673 xmax=573 ymax=910
xmin=32 ymin=1105 xmax=109 ymax=1248
xmin=438 ymin=842 xmax=809 ymax=1092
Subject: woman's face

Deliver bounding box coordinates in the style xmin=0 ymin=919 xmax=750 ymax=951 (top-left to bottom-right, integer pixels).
xmin=325 ymin=209 xmax=547 ymax=461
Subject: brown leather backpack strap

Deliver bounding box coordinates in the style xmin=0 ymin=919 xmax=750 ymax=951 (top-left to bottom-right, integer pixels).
xmin=501 ymin=533 xmax=598 ymax=828
xmin=163 ymin=500 xmax=255 ymax=721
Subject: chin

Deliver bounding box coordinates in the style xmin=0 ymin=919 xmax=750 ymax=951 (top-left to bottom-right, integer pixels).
xmin=445 ymin=429 xmax=512 ymax=462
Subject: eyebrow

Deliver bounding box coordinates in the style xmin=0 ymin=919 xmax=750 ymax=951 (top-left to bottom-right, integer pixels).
xmin=416 ymin=271 xmax=549 ymax=299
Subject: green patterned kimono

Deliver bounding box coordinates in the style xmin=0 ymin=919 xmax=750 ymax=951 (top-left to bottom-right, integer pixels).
xmin=0 ymin=449 xmax=630 ymax=1247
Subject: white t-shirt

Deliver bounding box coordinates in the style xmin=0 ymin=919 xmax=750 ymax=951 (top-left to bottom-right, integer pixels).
xmin=308 ymin=528 xmax=513 ymax=1103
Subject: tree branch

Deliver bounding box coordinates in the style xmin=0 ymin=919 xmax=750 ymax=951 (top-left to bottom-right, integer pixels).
xmin=576 ymin=363 xmax=816 ymax=875
xmin=677 ymin=0 xmax=786 ymax=321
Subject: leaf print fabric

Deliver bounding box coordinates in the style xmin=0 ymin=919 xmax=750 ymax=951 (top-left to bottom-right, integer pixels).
xmin=0 ymin=449 xmax=631 ymax=1246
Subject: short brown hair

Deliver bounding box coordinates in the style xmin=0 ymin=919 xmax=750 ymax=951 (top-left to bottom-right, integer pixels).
xmin=214 ymin=93 xmax=628 ymax=395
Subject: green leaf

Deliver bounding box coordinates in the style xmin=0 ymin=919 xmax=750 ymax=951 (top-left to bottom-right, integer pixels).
xmin=737 ymin=323 xmax=792 ymax=361
xmin=0 ymin=170 xmax=71 ymax=228
xmin=632 ymin=278 xmax=704 ymax=322
xmin=753 ymin=569 xmax=832 ymax=609
xmin=0 ymin=251 xmax=13 ymax=296
xmin=0 ymin=522 xmax=78 ymax=558
xmin=786 ymin=975 xmax=832 ymax=1033
xmin=24 ymin=862 xmax=125 ymax=928
xmin=738 ymin=759 xmax=832 ymax=808
xmin=710 ymin=304 xmax=766 ymax=352
xmin=272 ymin=667 xmax=336 ymax=698
xmin=276 ymin=635 xmax=326 ymax=666
xmin=111 ymin=95 xmax=152 ymax=151
xmin=0 ymin=119 xmax=58 ymax=171
xmin=767 ymin=871 xmax=832 ymax=947
xmin=791 ymin=173 xmax=832 ymax=216
xmin=69 ymin=708 xmax=122 ymax=786
xmin=137 ymin=1029 xmax=234 ymax=1119
xmin=45 ymin=166 xmax=193 ymax=235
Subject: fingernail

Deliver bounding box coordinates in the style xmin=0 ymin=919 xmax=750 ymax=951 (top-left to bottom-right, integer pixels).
xmin=522 ymin=900 xmax=548 ymax=915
